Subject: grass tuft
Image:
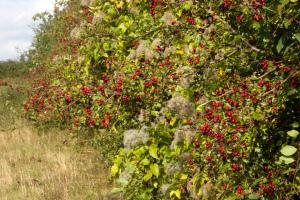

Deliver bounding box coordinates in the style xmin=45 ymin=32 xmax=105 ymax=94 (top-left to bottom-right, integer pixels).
xmin=0 ymin=67 xmax=121 ymax=200
xmin=0 ymin=124 xmax=116 ymax=199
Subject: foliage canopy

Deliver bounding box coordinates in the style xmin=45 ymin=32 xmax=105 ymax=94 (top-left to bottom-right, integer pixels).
xmin=26 ymin=0 xmax=299 ymax=199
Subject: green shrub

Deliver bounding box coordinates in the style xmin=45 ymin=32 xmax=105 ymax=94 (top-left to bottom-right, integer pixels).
xmin=25 ymin=0 xmax=299 ymax=199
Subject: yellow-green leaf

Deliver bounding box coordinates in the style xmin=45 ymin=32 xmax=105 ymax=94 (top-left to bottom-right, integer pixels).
xmin=295 ymin=33 xmax=300 ymax=43
xmin=103 ymin=42 xmax=110 ymax=51
xmin=118 ymin=23 xmax=127 ymax=33
xmin=248 ymin=193 xmax=260 ymax=199
xmin=252 ymin=112 xmax=264 ymax=121
xmin=111 ymin=164 xmax=119 ymax=177
xmin=170 ymin=190 xmax=181 ymax=199
xmin=276 ymin=37 xmax=284 ymax=53
xmin=150 ymin=164 xmax=160 ymax=178
xmin=141 ymin=158 xmax=150 ymax=165
xmin=287 ymin=130 xmax=299 ymax=138
xmin=180 ymin=173 xmax=188 ymax=180
xmin=149 ymin=144 xmax=159 ymax=159
xmin=143 ymin=171 xmax=152 ymax=182
xmin=170 ymin=117 xmax=177 ymax=126
xmin=176 ymin=50 xmax=184 ymax=55
xmin=279 ymin=156 xmax=295 ymax=164
xmin=280 ymin=145 xmax=297 ymax=156
xmin=182 ymin=1 xmax=193 ymax=10
xmin=198 ymin=188 xmax=203 ymax=197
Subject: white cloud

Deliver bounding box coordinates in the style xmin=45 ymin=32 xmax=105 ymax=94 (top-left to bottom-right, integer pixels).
xmin=0 ymin=0 xmax=54 ymax=60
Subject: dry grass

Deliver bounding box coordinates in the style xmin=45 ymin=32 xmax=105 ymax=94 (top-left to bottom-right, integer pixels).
xmin=0 ymin=75 xmax=122 ymax=200
xmin=0 ymin=121 xmax=116 ymax=200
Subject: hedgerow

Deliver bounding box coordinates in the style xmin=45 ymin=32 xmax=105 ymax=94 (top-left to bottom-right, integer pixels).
xmin=25 ymin=0 xmax=299 ymax=199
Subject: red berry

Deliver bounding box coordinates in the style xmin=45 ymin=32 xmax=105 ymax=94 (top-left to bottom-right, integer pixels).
xmin=65 ymin=95 xmax=72 ymax=104
xmin=194 ymin=140 xmax=200 ymax=148
xmin=205 ymin=156 xmax=212 ymax=163
xmin=258 ymin=79 xmax=264 ymax=87
xmin=236 ymin=15 xmax=243 ymax=23
xmin=283 ymin=66 xmax=292 ymax=73
xmin=123 ymin=95 xmax=129 ymax=102
xmin=205 ymin=141 xmax=211 ymax=149
xmin=223 ymin=0 xmax=232 ymax=8
xmin=261 ymin=60 xmax=269 ymax=70
xmin=236 ymin=185 xmax=244 ymax=195
xmin=102 ymin=73 xmax=109 ymax=83
xmin=231 ymin=163 xmax=241 ymax=172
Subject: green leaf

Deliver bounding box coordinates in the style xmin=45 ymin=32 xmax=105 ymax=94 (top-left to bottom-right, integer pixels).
xmin=176 ymin=9 xmax=182 ymax=17
xmin=180 ymin=173 xmax=188 ymax=180
xmin=101 ymin=52 xmax=109 ymax=57
xmin=290 ymin=0 xmax=298 ymax=2
xmin=170 ymin=190 xmax=181 ymax=199
xmin=182 ymin=1 xmax=193 ymax=10
xmin=277 ymin=37 xmax=284 ymax=53
xmin=294 ymin=33 xmax=300 ymax=43
xmin=283 ymin=18 xmax=292 ymax=28
xmin=252 ymin=22 xmax=261 ymax=30
xmin=287 ymin=89 xmax=298 ymax=96
xmin=141 ymin=158 xmax=150 ymax=166
xmin=151 ymin=111 xmax=159 ymax=117
xmin=170 ymin=117 xmax=177 ymax=126
xmin=103 ymin=42 xmax=110 ymax=51
xmin=248 ymin=193 xmax=260 ymax=199
xmin=198 ymin=188 xmax=203 ymax=197
xmin=111 ymin=164 xmax=119 ymax=177
xmin=149 ymin=145 xmax=159 ymax=159
xmin=116 ymin=178 xmax=129 ymax=186
xmin=279 ymin=156 xmax=295 ymax=164
xmin=107 ymin=8 xmax=116 ymax=16
xmin=114 ymin=155 xmax=122 ymax=166
xmin=252 ymin=177 xmax=264 ymax=186
xmin=118 ymin=23 xmax=127 ymax=33
xmin=292 ymin=122 xmax=299 ymax=128
xmin=252 ymin=112 xmax=264 ymax=121
xmin=196 ymin=105 xmax=204 ymax=112
xmin=143 ymin=171 xmax=153 ymax=182
xmin=111 ymin=187 xmax=124 ymax=194
xmin=280 ymin=0 xmax=290 ymax=5
xmin=280 ymin=145 xmax=297 ymax=156
xmin=93 ymin=48 xmax=100 ymax=61
xmin=176 ymin=50 xmax=184 ymax=55
xmin=150 ymin=164 xmax=160 ymax=178
xmin=287 ymin=130 xmax=299 ymax=138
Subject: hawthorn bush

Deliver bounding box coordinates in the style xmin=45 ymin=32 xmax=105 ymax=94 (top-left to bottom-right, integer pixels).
xmin=25 ymin=0 xmax=299 ymax=199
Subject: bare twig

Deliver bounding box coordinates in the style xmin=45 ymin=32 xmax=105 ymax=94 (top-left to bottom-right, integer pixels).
xmin=262 ymin=70 xmax=300 ymax=97
xmin=258 ymin=68 xmax=277 ymax=79
xmin=32 ymin=85 xmax=59 ymax=91
xmin=214 ymin=15 xmax=262 ymax=53
xmin=197 ymin=90 xmax=233 ymax=108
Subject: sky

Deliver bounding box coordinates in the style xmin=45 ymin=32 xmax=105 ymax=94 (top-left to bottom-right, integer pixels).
xmin=0 ymin=0 xmax=54 ymax=60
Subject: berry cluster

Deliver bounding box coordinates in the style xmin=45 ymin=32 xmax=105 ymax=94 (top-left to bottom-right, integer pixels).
xmin=223 ymin=0 xmax=232 ymax=9
xmin=185 ymin=60 xmax=299 ymax=195
xmin=251 ymin=0 xmax=266 ymax=21
xmin=186 ymin=17 xmax=196 ymax=25
xmin=114 ymin=77 xmax=123 ymax=97
xmin=150 ymin=0 xmax=157 ymax=17
xmin=80 ymin=86 xmax=92 ymax=95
